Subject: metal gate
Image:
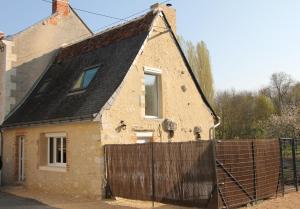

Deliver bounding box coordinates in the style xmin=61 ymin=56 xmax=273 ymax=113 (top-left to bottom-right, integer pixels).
xmin=216 ymin=139 xmax=282 ymax=209
xmin=279 ymin=138 xmax=300 ymax=193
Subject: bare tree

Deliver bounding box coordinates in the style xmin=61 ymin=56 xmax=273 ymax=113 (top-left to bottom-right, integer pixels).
xmin=269 ymin=72 xmax=294 ymax=113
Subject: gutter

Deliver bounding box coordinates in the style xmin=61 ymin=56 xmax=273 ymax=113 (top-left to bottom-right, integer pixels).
xmin=2 ymin=114 xmax=94 ymax=129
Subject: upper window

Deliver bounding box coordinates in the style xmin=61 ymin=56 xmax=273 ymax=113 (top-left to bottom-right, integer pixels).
xmin=144 ymin=68 xmax=161 ymax=118
xmin=72 ymin=66 xmax=99 ymax=90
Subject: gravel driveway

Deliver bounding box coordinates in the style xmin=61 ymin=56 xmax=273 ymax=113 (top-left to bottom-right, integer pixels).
xmin=0 ymin=192 xmax=57 ymax=209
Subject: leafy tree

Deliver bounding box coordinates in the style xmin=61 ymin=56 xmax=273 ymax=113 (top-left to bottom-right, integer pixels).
xmin=215 ymin=72 xmax=300 ymax=139
xmin=215 ymin=91 xmax=275 ymax=139
xmin=179 ymin=37 xmax=215 ymax=105
xmin=254 ymin=94 xmax=275 ymax=121
xmin=265 ymin=105 xmax=300 ymax=138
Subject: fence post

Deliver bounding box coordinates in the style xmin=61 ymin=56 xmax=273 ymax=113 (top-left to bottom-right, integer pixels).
xmin=104 ymin=146 xmax=112 ymax=199
xmin=251 ymin=141 xmax=257 ymax=204
xmin=104 ymin=146 xmax=108 ymax=198
xmin=292 ymin=139 xmax=298 ymax=191
xmin=296 ymin=139 xmax=299 ymax=190
xmin=279 ymin=138 xmax=285 ymax=196
xmin=151 ymin=143 xmax=155 ymax=208
xmin=212 ymin=139 xmax=220 ymax=209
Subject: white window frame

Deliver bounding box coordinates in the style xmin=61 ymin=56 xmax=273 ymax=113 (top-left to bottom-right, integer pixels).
xmin=71 ymin=65 xmax=100 ymax=91
xmin=143 ymin=67 xmax=162 ymax=119
xmin=136 ymin=131 xmax=153 ymax=144
xmin=46 ymin=133 xmax=67 ymax=168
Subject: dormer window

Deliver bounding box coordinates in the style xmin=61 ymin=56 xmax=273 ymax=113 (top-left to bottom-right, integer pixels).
xmin=72 ymin=66 xmax=99 ymax=91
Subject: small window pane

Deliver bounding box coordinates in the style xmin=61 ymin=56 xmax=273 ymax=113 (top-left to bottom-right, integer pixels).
xmin=145 ymin=73 xmax=159 ymax=117
xmin=49 ymin=137 xmax=54 ymax=164
xmin=72 ymin=67 xmax=98 ymax=90
xmin=56 ymin=138 xmax=61 ymax=163
xmin=82 ymin=68 xmax=98 ymax=88
xmin=72 ymin=74 xmax=84 ymax=90
xmin=63 ymin=138 xmax=67 ymax=164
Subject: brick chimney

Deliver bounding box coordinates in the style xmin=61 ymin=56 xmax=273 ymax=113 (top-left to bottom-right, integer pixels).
xmin=151 ymin=3 xmax=176 ymax=33
xmin=52 ymin=0 xmax=70 ymax=16
xmin=0 ymin=32 xmax=4 ymax=40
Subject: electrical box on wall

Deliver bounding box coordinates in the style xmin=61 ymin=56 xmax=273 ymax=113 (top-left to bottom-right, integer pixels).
xmin=163 ymin=119 xmax=177 ymax=132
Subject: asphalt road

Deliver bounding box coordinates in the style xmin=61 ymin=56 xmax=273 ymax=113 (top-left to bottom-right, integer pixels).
xmin=0 ymin=192 xmax=57 ymax=209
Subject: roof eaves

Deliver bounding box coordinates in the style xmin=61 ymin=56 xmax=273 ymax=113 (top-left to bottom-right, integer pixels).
xmin=2 ymin=114 xmax=94 ymax=129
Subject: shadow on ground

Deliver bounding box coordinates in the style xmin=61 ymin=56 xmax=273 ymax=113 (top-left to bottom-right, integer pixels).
xmin=0 ymin=192 xmax=58 ymax=209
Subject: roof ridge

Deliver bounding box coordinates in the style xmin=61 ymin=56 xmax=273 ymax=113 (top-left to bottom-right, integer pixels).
xmin=5 ymin=13 xmax=56 ymax=39
xmin=5 ymin=5 xmax=92 ymax=40
xmin=60 ymin=10 xmax=155 ymax=50
xmin=56 ymin=11 xmax=157 ymax=62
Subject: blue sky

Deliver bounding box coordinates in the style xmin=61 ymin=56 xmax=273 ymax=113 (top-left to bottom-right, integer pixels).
xmin=1 ymin=0 xmax=300 ymax=91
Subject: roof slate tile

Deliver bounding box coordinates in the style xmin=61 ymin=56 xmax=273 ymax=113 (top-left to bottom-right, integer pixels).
xmin=3 ymin=12 xmax=156 ymax=127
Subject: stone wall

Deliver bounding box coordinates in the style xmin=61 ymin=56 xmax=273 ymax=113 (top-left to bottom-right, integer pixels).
xmin=2 ymin=121 xmax=103 ymax=199
xmin=0 ymin=9 xmax=92 ymax=122
xmin=100 ymin=14 xmax=215 ymax=145
xmin=1 ymin=11 xmax=215 ymax=199
xmin=0 ymin=40 xmax=17 ymax=122
xmin=0 ymin=41 xmax=6 ymax=123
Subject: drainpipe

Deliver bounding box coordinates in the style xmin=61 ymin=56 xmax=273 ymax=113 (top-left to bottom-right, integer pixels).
xmin=209 ymin=116 xmax=221 ymax=140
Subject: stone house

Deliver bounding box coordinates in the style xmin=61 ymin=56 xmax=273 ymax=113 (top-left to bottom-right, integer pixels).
xmin=1 ymin=3 xmax=219 ymax=198
xmin=0 ymin=0 xmax=92 ymax=185
xmin=0 ymin=0 xmax=92 ymax=123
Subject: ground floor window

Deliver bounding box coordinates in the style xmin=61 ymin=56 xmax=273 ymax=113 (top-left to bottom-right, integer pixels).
xmin=46 ymin=133 xmax=67 ymax=167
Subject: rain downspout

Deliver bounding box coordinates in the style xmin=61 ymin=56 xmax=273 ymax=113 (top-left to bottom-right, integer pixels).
xmin=210 ymin=116 xmax=221 ymax=140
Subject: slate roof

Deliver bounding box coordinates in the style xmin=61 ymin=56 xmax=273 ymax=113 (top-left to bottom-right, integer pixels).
xmin=2 ymin=10 xmax=218 ymax=128
xmin=3 ymin=12 xmax=156 ymax=127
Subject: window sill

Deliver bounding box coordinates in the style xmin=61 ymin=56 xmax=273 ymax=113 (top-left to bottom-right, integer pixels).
xmin=39 ymin=166 xmax=67 ymax=173
xmin=144 ymin=116 xmax=163 ymax=121
xmin=67 ymin=89 xmax=86 ymax=96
